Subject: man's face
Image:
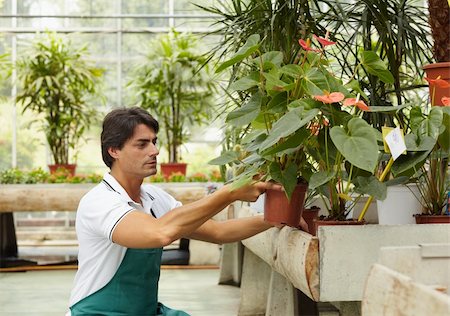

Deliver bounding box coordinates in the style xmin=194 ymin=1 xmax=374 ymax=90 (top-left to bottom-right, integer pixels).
xmin=110 ymin=123 xmax=159 ymax=178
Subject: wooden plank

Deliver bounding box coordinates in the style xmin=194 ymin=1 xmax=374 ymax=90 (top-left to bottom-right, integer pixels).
xmin=239 ymin=206 xmax=319 ymax=301
xmin=362 ymin=264 xmax=450 ymax=316
xmin=0 ymin=184 xmax=207 ymax=212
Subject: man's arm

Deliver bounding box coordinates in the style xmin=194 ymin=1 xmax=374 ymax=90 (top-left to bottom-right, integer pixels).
xmin=186 ymin=216 xmax=272 ymax=244
xmin=112 ymin=182 xmax=280 ymax=249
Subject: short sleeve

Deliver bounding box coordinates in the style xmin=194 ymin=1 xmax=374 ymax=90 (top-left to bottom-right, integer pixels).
xmin=76 ymin=191 xmax=135 ymax=241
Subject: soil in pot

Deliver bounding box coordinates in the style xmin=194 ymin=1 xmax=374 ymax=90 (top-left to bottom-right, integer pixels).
xmin=264 ymin=183 xmax=307 ymax=228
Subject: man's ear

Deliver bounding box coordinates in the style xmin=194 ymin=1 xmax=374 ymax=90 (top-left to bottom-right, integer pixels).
xmin=108 ymin=147 xmax=120 ymax=159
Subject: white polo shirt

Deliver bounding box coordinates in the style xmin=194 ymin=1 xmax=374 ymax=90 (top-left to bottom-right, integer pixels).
xmin=68 ymin=173 xmax=182 ymax=307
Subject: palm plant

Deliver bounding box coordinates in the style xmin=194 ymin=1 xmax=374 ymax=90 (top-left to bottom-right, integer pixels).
xmin=16 ymin=32 xmax=103 ymax=166
xmin=316 ymin=0 xmax=433 ymax=122
xmin=131 ymin=30 xmax=216 ymax=163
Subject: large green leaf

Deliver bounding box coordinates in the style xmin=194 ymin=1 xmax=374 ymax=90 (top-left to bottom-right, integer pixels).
xmin=279 ymin=64 xmax=303 ymax=78
xmin=353 ymin=176 xmax=387 ymax=200
xmin=309 ymin=171 xmax=335 ymax=190
xmin=208 ymin=151 xmax=239 ymax=165
xmin=330 ymin=117 xmax=378 ymax=172
xmin=261 ymin=128 xmax=309 ymax=156
xmin=253 ymin=51 xmax=283 ymax=69
xmin=391 ymin=150 xmax=430 ymax=177
xmin=266 ymin=91 xmax=288 ymax=113
xmin=361 ymin=51 xmax=394 ymax=84
xmin=301 ymin=68 xmax=329 ymax=96
xmin=269 ymin=161 xmax=298 ymax=200
xmin=216 ymin=34 xmax=260 ymax=73
xmin=420 ymin=106 xmax=443 ymax=139
xmin=259 ymin=108 xmax=319 ymax=150
xmin=229 ymin=71 xmax=260 ymax=91
xmin=226 ymin=92 xmax=262 ymax=126
xmin=405 ymin=134 xmax=437 ymax=152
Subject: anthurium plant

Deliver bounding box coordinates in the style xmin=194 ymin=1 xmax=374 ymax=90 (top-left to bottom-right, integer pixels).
xmin=210 ymin=33 xmax=391 ymax=210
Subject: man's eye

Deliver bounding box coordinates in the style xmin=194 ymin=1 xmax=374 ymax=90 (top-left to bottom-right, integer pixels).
xmin=152 ymin=139 xmax=157 ymax=145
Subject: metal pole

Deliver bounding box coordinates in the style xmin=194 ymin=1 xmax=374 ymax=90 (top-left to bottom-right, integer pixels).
xmin=117 ymin=0 xmax=122 ymax=107
xmin=11 ymin=0 xmax=17 ymax=168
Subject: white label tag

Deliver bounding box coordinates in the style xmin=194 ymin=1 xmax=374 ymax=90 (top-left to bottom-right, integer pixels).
xmin=385 ymin=127 xmax=407 ymax=161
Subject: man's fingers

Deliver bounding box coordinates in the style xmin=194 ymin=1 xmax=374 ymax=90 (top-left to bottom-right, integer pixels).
xmin=264 ymin=182 xmax=283 ymax=191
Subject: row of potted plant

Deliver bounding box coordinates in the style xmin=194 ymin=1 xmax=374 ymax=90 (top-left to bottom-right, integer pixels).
xmin=0 ymin=168 xmax=224 ymax=185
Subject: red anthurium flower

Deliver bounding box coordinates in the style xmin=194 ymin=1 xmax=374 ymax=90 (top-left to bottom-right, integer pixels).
xmin=343 ymin=98 xmax=370 ymax=111
xmin=313 ymin=33 xmax=336 ymax=47
xmin=441 ymin=96 xmax=450 ymax=106
xmin=424 ymin=77 xmax=450 ymax=88
xmin=298 ymin=38 xmax=320 ymax=53
xmin=313 ymin=91 xmax=345 ymax=104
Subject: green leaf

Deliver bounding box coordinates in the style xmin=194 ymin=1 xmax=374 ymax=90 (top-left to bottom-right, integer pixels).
xmin=216 ymin=34 xmax=261 ymax=73
xmin=391 ymin=150 xmax=430 ymax=177
xmin=269 ymin=161 xmax=298 ymax=200
xmin=405 ymin=134 xmax=437 ymax=152
xmin=345 ymin=79 xmax=369 ymax=101
xmin=229 ymin=71 xmax=260 ymax=91
xmin=309 ymin=171 xmax=335 ymax=190
xmin=260 ymin=108 xmax=319 ymax=150
xmin=208 ymin=151 xmax=239 ymax=165
xmin=361 ymin=51 xmax=394 ymax=84
xmin=279 ymin=64 xmax=303 ymax=78
xmin=301 ymin=68 xmax=329 ymax=96
xmin=263 ymin=72 xmax=290 ymax=91
xmin=330 ymin=117 xmax=378 ymax=172
xmin=266 ymin=91 xmax=288 ymax=113
xmin=226 ymin=92 xmax=262 ymax=126
xmin=367 ymin=103 xmax=411 ymax=112
xmin=253 ymin=51 xmax=284 ymax=69
xmin=261 ymin=128 xmax=309 ymax=156
xmin=421 ymin=106 xmax=443 ymax=139
xmin=438 ymin=110 xmax=450 ymax=152
xmin=353 ymin=176 xmax=387 ymax=200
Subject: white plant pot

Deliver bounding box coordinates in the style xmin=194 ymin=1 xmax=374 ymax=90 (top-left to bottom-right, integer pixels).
xmin=376 ymin=184 xmax=422 ymax=225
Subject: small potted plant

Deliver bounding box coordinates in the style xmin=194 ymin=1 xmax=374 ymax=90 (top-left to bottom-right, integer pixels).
xmin=131 ymin=30 xmax=217 ymax=178
xmin=210 ymin=34 xmax=390 ymax=229
xmin=16 ymin=32 xmax=103 ymax=176
xmin=390 ymin=103 xmax=450 ymax=223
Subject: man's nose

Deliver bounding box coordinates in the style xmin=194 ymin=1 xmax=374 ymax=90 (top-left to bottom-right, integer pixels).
xmin=149 ymin=143 xmax=159 ymax=156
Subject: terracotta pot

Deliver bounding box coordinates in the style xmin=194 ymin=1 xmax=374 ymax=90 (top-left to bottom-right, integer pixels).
xmin=302 ymin=207 xmax=320 ymax=234
xmin=48 ymin=164 xmax=77 ymax=176
xmin=312 ymin=219 xmax=365 ymax=236
xmin=423 ymin=62 xmax=450 ymax=106
xmin=264 ymin=183 xmax=307 ymax=227
xmin=160 ymin=163 xmax=187 ymax=178
xmin=414 ymin=214 xmax=450 ymax=224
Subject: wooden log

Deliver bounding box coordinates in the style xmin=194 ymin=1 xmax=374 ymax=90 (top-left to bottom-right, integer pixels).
xmin=0 ymin=184 xmax=207 ymax=212
xmin=239 ymin=206 xmax=320 ymax=301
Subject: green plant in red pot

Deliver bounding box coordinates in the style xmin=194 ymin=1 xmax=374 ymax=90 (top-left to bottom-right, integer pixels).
xmin=209 ymin=33 xmax=390 ymax=229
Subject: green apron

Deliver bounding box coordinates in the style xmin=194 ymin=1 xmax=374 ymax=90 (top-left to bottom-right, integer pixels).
xmin=70 ymin=247 xmax=190 ymax=316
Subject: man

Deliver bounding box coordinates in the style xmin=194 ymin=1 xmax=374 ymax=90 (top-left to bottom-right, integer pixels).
xmin=68 ymin=107 xmax=283 ymax=315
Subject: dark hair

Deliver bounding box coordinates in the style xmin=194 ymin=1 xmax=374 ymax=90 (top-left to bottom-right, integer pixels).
xmin=101 ymin=107 xmax=159 ymax=168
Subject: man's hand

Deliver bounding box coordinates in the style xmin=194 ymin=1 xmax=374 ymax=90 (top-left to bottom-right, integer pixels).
xmin=229 ymin=181 xmax=283 ymax=202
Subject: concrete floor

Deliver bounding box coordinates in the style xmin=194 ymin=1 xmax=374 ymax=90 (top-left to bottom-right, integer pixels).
xmin=0 ymin=268 xmax=240 ymax=316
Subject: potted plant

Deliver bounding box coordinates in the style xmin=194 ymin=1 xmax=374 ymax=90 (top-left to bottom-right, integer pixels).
xmin=210 ymin=34 xmax=389 ymax=229
xmin=131 ymin=30 xmax=217 ymax=178
xmin=423 ymin=0 xmax=450 ymax=106
xmin=16 ymin=32 xmax=103 ymax=176
xmin=391 ymin=104 xmax=450 ymax=223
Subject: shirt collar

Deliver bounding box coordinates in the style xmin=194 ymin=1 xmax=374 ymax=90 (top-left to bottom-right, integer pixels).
xmin=102 ymin=172 xmax=151 ymax=207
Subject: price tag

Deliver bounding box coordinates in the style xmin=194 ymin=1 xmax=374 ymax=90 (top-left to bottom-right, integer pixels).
xmin=382 ymin=127 xmax=406 ymax=160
